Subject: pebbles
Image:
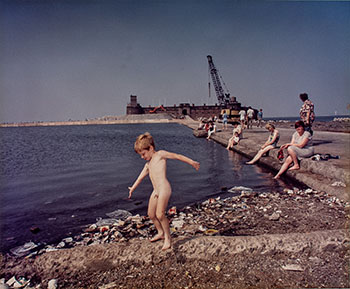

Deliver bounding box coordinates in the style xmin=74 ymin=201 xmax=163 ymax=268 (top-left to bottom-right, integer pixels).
xmin=9 ymin=189 xmax=348 ymax=259
xmin=4 ymin=188 xmax=348 ymax=288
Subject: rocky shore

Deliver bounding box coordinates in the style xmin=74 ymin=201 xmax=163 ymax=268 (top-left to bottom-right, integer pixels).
xmin=1 ymin=117 xmax=349 ymax=288
xmin=1 ymin=187 xmax=349 ymax=288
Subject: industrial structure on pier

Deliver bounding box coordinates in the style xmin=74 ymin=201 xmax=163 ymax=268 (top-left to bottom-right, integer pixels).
xmin=126 ymin=55 xmax=256 ymax=121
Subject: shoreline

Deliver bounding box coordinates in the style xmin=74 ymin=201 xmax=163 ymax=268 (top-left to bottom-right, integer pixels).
xmin=1 ymin=116 xmax=349 ymax=288
xmin=1 ymin=114 xmax=349 ymax=133
xmin=181 ymin=118 xmax=350 ymax=202
xmin=1 ymin=187 xmax=348 ymax=288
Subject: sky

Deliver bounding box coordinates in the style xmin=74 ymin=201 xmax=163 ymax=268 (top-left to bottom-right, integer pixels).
xmin=0 ymin=0 xmax=349 ymax=123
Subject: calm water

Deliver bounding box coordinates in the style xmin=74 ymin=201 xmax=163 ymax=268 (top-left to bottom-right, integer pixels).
xmin=265 ymin=114 xmax=349 ymax=122
xmin=0 ymin=123 xmax=300 ymax=253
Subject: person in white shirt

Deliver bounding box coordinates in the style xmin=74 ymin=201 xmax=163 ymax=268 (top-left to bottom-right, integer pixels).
xmin=247 ymin=107 xmax=254 ymax=129
xmin=274 ymin=121 xmax=314 ymax=179
xmin=206 ymin=121 xmax=217 ymax=139
xmin=239 ymin=109 xmax=246 ymax=129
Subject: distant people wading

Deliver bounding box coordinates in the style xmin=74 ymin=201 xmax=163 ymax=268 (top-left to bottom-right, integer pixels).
xmin=246 ymin=124 xmax=279 ymax=164
xmin=299 ymin=93 xmax=315 ymax=136
xmin=274 ymin=121 xmax=314 ymax=179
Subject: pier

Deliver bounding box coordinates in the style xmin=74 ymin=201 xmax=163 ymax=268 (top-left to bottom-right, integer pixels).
xmin=179 ymin=117 xmax=350 ymax=201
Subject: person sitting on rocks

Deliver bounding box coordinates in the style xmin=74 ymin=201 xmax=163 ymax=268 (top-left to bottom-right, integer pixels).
xmin=226 ymin=122 xmax=242 ymax=149
xmin=246 ymin=123 xmax=279 ymax=165
xmin=198 ymin=120 xmax=205 ymax=130
xmin=274 ymin=121 xmax=314 ymax=179
xmin=207 ymin=121 xmax=217 ymax=139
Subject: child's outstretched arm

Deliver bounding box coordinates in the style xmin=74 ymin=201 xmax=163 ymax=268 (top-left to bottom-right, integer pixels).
xmin=128 ymin=163 xmax=149 ymax=199
xmin=158 ymin=150 xmax=200 ymax=170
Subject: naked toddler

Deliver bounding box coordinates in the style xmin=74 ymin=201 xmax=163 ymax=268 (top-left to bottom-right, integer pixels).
xmin=128 ymin=132 xmax=200 ymax=250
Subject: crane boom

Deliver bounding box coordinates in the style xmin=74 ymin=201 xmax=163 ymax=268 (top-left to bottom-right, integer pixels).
xmin=207 ymin=55 xmax=230 ymax=106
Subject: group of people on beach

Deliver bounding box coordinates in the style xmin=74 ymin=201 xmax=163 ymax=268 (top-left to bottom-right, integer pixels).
xmin=128 ymin=92 xmax=315 ymax=251
xmin=229 ymin=93 xmax=315 ymax=178
xmin=273 ymin=93 xmax=315 ymax=178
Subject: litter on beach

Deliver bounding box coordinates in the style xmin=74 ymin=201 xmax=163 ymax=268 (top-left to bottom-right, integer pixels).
xmin=331 ymin=181 xmax=346 ymax=187
xmin=228 ymin=186 xmax=253 ymax=193
xmin=96 ymin=218 xmax=119 ymax=227
xmin=106 ymin=209 xmax=132 ymax=220
xmin=10 ymin=241 xmax=38 ymax=257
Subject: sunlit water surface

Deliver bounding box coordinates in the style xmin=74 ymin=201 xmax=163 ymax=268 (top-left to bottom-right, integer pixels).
xmin=0 ymin=123 xmax=301 ymax=252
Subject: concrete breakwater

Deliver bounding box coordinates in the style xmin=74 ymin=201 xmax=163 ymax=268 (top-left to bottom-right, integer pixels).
xmin=0 ymin=113 xmax=175 ymax=127
xmin=181 ymin=118 xmax=350 ymax=202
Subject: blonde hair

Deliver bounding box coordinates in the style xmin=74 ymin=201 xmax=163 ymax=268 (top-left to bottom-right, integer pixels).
xmin=134 ymin=132 xmax=155 ymax=153
xmin=265 ymin=123 xmax=275 ymax=130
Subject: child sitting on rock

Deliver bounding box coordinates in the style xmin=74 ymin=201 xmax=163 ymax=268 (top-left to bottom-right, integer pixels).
xmin=128 ymin=132 xmax=200 ymax=250
xmin=226 ymin=123 xmax=242 ymax=150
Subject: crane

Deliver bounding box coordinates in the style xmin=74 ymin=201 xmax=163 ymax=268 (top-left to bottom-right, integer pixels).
xmin=207 ymin=55 xmax=231 ymax=106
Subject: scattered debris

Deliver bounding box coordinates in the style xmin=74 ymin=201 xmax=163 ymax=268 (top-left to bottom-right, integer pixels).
xmin=3 ymin=187 xmax=348 ymax=288
xmin=105 ymin=209 xmax=132 ymax=220
xmin=10 ymin=242 xmax=39 ymax=257
xmin=282 ymin=264 xmax=304 ymax=271
xmin=228 ymin=186 xmax=253 ymax=193
xmin=268 ymin=212 xmax=280 ymax=221
xmin=7 ymin=188 xmax=349 ymax=261
xmin=5 ymin=276 xmax=29 ymax=288
xmin=48 ymin=279 xmax=58 ymax=289
xmin=331 ymin=181 xmax=346 ymax=187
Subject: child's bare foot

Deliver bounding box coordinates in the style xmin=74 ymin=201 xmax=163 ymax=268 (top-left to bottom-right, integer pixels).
xmin=149 ymin=233 xmax=164 ymax=242
xmin=161 ymin=239 xmax=171 ymax=251
xmin=289 ymin=165 xmax=300 ymax=170
xmin=273 ymin=175 xmax=280 ymax=179
xmin=246 ymin=161 xmax=254 ymax=165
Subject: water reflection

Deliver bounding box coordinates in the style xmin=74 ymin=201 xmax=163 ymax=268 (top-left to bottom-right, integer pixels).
xmin=252 ymin=164 xmax=281 ymax=189
xmin=225 ymin=148 xmax=295 ymax=191
xmin=227 ymin=149 xmax=244 ymax=173
xmin=1 ymin=123 xmax=303 ymax=253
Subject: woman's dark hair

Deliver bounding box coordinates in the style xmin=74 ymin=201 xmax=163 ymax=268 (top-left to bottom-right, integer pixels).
xmin=299 ymin=93 xmax=308 ymax=102
xmin=295 ymin=120 xmax=305 ymax=129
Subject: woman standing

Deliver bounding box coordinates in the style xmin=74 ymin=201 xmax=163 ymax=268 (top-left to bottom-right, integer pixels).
xmin=246 ymin=123 xmax=279 ymax=164
xmin=274 ymin=121 xmax=314 ymax=179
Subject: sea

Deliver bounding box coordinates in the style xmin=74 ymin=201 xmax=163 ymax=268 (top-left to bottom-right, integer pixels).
xmin=264 ymin=114 xmax=349 ymax=122
xmin=0 ymin=122 xmax=307 ymax=253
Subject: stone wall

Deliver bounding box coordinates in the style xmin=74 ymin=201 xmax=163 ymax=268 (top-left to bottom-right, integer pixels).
xmin=126 ymin=95 xmax=245 ymax=120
